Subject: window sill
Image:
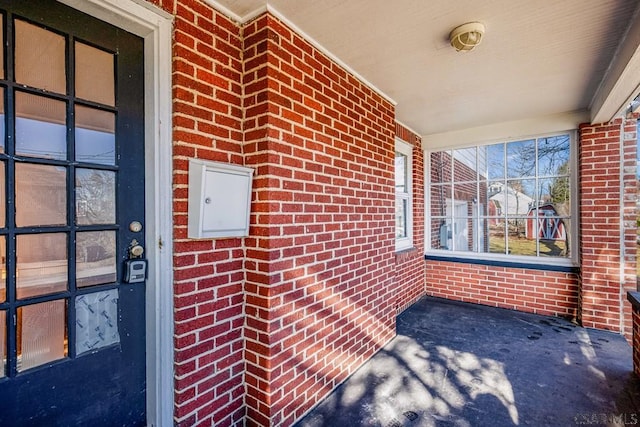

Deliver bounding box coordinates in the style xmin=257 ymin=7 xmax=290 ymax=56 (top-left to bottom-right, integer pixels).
xmin=395 ymin=246 xmax=419 ymax=260
xmin=424 ymin=252 xmax=579 ymax=273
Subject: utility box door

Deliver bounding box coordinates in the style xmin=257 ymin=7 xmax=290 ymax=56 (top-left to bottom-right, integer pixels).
xmin=188 ymin=159 xmax=254 ymax=239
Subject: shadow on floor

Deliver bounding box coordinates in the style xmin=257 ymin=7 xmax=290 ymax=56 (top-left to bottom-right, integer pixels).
xmin=296 ymin=297 xmax=640 ymax=427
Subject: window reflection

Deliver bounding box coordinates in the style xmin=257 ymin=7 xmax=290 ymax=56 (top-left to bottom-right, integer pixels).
xmin=396 ymin=199 xmax=407 ymax=238
xmin=75 ymin=106 xmax=115 ymax=165
xmin=15 ymin=93 xmax=66 ymax=160
xmin=395 ymin=153 xmax=407 ymax=192
xmin=76 ymin=231 xmax=116 ymax=287
xmin=430 ymin=135 xmax=572 ymax=259
xmin=507 ymin=140 xmax=536 ymax=178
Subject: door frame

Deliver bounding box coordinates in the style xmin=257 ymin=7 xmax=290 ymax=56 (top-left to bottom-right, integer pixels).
xmin=57 ymin=1 xmax=174 ymax=425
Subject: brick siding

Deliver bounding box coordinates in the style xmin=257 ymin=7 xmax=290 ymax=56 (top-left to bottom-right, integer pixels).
xmin=426 ymin=261 xmax=579 ymax=317
xmin=170 ymin=2 xmax=246 ymax=426
xmin=242 ymin=13 xmax=398 ymax=425
xmin=395 ymin=123 xmax=426 ymax=313
xmin=579 ymin=117 xmax=637 ymax=339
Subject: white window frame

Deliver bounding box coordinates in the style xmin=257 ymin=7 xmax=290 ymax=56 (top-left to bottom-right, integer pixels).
xmin=396 ymin=139 xmax=413 ymax=251
xmin=425 ymin=131 xmax=578 ymax=268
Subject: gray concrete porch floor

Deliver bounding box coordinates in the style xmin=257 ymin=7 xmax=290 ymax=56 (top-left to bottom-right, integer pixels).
xmin=297 ymin=296 xmax=640 ymax=427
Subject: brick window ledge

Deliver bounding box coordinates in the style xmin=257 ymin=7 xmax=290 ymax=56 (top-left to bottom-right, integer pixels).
xmin=396 ymin=246 xmax=419 ymax=261
xmin=424 ymin=254 xmax=580 ymax=274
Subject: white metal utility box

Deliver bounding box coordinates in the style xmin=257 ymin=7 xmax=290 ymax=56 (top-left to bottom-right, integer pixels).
xmin=188 ymin=159 xmax=254 ymax=239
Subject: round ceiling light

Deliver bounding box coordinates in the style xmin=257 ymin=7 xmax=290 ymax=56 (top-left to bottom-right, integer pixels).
xmin=449 ymin=22 xmax=485 ymax=52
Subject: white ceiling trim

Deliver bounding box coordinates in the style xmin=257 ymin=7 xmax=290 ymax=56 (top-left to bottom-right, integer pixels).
xmin=421 ymin=110 xmax=589 ymax=151
xmin=590 ymin=4 xmax=640 ymax=124
xmin=205 ymin=1 xmax=397 ymax=106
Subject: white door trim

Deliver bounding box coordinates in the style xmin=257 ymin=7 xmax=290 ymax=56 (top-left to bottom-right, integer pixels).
xmin=57 ymin=1 xmax=174 ymax=425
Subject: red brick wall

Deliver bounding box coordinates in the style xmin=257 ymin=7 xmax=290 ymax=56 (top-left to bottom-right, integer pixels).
xmin=395 ymin=124 xmax=426 ymax=313
xmin=426 ymin=261 xmax=579 ymax=317
xmin=242 ymin=13 xmax=397 ymax=426
xmin=579 ymin=117 xmax=637 ymax=338
xmin=169 ymin=2 xmax=246 ymax=426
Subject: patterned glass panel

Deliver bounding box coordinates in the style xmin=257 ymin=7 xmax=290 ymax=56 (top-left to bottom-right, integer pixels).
xmin=15 ymin=93 xmax=66 ymax=160
xmin=76 ymin=231 xmax=116 ymax=287
xmin=75 ymin=169 xmax=115 ymax=225
xmin=75 ymin=106 xmax=115 ymax=165
xmin=18 ymin=300 xmax=67 ymax=371
xmin=16 ymin=163 xmax=66 ymax=227
xmin=16 ymin=233 xmax=67 ymax=299
xmin=75 ymin=290 xmax=119 ymax=355
xmin=15 ymin=20 xmax=65 ymax=93
xmin=75 ymin=42 xmax=114 ymax=106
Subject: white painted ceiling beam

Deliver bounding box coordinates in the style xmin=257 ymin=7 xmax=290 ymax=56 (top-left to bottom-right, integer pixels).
xmin=590 ymin=5 xmax=640 ymax=124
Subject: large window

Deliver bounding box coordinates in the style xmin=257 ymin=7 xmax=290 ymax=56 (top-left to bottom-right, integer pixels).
xmin=396 ymin=140 xmax=413 ymax=251
xmin=428 ymin=133 xmax=575 ymax=264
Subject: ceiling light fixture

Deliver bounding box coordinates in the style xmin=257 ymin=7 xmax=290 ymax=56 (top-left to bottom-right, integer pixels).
xmin=449 ymin=22 xmax=485 ymax=52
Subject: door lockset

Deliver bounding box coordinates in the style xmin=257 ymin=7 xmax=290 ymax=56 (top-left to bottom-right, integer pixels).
xmin=128 ymin=239 xmax=144 ymax=259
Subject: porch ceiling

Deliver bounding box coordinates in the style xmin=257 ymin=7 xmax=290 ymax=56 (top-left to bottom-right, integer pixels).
xmin=213 ymin=0 xmax=640 ymax=140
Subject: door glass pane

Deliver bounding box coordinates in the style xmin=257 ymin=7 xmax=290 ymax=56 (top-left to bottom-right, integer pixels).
xmin=75 ymin=106 xmax=115 ymax=165
xmin=15 ymin=20 xmax=65 ymax=93
xmin=16 ymin=163 xmax=66 ymax=227
xmin=0 ymin=310 xmax=4 ymax=377
xmin=76 ymin=231 xmax=116 ymax=287
xmin=0 ymin=87 xmax=5 ymax=153
xmin=75 ymin=42 xmax=114 ymax=106
xmin=76 ymin=169 xmax=115 ymax=225
xmin=18 ymin=299 xmax=67 ymax=371
xmin=16 ymin=233 xmax=67 ymax=299
xmin=15 ymin=92 xmax=66 ymax=160
xmin=0 ymin=162 xmax=5 ymax=227
xmin=76 ymin=289 xmax=119 ymax=355
xmin=0 ymin=15 xmax=4 ymax=79
xmin=0 ymin=236 xmax=5 ymax=302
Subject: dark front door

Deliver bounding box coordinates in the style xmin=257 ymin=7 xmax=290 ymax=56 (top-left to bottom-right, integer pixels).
xmin=0 ymin=1 xmax=147 ymax=425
